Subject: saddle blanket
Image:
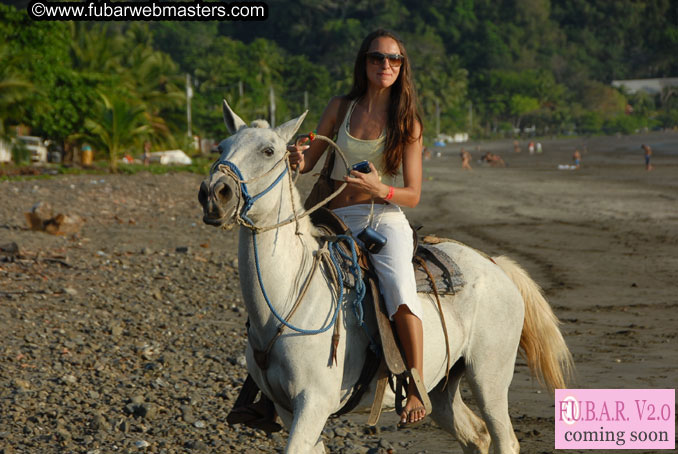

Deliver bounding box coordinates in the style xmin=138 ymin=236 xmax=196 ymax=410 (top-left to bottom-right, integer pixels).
xmin=332 ymin=241 xmax=465 ymax=296
xmin=414 ymin=244 xmax=465 ymax=295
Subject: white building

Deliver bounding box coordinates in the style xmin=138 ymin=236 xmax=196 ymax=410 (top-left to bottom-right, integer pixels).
xmin=611 ymin=77 xmax=678 ymax=104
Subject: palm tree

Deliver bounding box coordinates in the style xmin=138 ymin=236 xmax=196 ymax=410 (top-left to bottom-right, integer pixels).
xmin=69 ymin=22 xmax=121 ymax=75
xmin=71 ymin=23 xmax=184 ymax=149
xmin=118 ymin=24 xmax=184 ymax=146
xmin=0 ymin=42 xmax=36 ymax=136
xmin=83 ymin=92 xmax=150 ymax=171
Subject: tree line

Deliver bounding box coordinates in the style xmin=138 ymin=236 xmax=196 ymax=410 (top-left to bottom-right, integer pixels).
xmin=1 ymin=0 xmax=677 ymax=166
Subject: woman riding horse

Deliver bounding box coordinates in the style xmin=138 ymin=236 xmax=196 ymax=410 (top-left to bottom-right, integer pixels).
xmin=289 ymin=29 xmax=426 ymax=428
xmin=201 ymin=33 xmax=573 ymax=450
xmin=228 ymin=28 xmax=427 ymax=430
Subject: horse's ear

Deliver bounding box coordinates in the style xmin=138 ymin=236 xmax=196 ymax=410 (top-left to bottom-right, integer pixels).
xmin=273 ymin=111 xmax=308 ymax=144
xmin=222 ymin=99 xmax=247 ymax=135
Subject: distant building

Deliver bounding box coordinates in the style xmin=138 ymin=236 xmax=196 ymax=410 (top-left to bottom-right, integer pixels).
xmin=612 ymin=78 xmax=678 ymax=105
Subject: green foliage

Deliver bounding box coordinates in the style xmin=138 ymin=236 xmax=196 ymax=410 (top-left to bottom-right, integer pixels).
xmin=0 ymin=41 xmax=33 ymax=135
xmin=658 ymin=108 xmax=678 ymax=128
xmin=82 ymin=93 xmax=151 ymax=171
xmin=577 ymin=112 xmax=605 ymax=134
xmin=115 ymin=157 xmax=213 ymax=176
xmin=11 ymin=140 xmax=30 ymax=164
xmin=578 ymin=82 xmax=627 ymax=119
xmin=628 ymin=92 xmax=656 ymax=117
xmin=602 ymin=114 xmax=659 ymax=135
xmin=603 ymin=115 xmax=639 ymax=135
xmin=0 ymin=158 xmax=214 ymax=181
xmin=477 ymin=69 xmax=562 ymax=129
xmin=31 ymin=68 xmax=103 ymax=144
xmin=0 ymin=3 xmax=72 ymax=136
xmin=1 ymin=0 xmax=677 ymax=152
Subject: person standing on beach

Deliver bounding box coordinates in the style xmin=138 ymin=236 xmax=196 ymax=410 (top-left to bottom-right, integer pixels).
xmin=423 ymin=145 xmax=432 ymax=161
xmin=513 ymin=140 xmax=521 ymax=153
xmin=460 ymin=148 xmax=472 ymax=170
xmin=573 ymin=149 xmax=582 ymax=169
xmin=641 ymin=144 xmax=653 ymax=171
xmin=143 ymin=141 xmax=151 ymax=166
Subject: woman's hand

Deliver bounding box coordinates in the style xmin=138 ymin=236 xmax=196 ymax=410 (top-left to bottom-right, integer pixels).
xmin=287 ymin=142 xmax=309 ymax=172
xmin=344 ymin=161 xmax=389 ymax=199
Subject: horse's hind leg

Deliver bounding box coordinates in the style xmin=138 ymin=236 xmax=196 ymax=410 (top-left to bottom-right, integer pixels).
xmin=465 ymin=357 xmax=520 ymax=454
xmin=430 ymin=360 xmax=490 ymax=454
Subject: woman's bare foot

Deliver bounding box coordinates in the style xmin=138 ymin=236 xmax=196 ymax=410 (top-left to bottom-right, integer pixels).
xmin=393 ymin=306 xmax=427 ymax=428
xmin=400 ymin=381 xmax=426 ymax=425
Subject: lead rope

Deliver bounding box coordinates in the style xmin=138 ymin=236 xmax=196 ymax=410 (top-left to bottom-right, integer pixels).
xmin=249 ymin=229 xmax=345 ymax=335
xmin=251 ymin=235 xmax=368 ymax=370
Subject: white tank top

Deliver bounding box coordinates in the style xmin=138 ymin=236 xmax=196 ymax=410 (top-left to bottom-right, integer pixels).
xmin=330 ymin=99 xmax=387 ymax=181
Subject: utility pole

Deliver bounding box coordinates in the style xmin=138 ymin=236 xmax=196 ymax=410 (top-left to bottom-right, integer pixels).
xmin=269 ymin=85 xmax=276 ymax=128
xmin=468 ymin=101 xmax=473 ymax=135
xmin=435 ymin=97 xmax=440 ymax=137
xmin=186 ymin=73 xmax=193 ymax=139
xmin=304 ymin=90 xmax=309 ymax=111
xmin=238 ymin=80 xmax=244 ymax=98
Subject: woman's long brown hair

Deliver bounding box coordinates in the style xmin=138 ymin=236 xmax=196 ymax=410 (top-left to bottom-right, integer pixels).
xmin=347 ymin=29 xmax=423 ymax=176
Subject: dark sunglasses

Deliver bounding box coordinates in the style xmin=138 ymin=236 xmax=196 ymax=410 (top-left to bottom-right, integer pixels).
xmin=365 ymin=51 xmax=404 ymax=67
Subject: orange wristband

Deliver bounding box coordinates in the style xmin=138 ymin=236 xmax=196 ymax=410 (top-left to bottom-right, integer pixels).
xmin=385 ymin=186 xmax=394 ymax=200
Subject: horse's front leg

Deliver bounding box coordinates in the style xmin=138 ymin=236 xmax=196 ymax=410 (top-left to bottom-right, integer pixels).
xmin=276 ymin=390 xmax=334 ymax=454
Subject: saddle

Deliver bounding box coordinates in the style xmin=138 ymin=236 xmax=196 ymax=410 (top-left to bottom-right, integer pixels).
xmin=309 ymin=208 xmax=465 ymax=425
xmin=226 ymin=209 xmax=467 ymax=433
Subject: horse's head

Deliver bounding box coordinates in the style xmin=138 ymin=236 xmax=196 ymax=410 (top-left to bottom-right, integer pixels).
xmin=199 ymin=100 xmax=307 ymax=228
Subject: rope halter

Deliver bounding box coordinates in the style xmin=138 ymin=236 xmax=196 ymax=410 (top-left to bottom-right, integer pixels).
xmin=209 ymin=134 xmax=350 ymax=233
xmin=212 ymin=152 xmax=290 ymax=231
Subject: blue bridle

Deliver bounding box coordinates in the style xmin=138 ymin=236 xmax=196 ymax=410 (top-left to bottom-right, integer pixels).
xmin=214 ymin=158 xmax=289 ymax=225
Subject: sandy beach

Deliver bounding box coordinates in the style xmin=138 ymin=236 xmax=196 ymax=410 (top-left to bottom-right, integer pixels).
xmin=1 ymin=131 xmax=676 ymax=453
xmin=397 ymin=131 xmax=678 ymax=453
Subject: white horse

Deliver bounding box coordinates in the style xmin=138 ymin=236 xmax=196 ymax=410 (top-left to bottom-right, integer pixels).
xmin=198 ymin=101 xmax=573 ymax=454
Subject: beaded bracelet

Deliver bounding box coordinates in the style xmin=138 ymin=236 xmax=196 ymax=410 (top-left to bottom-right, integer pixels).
xmin=384 ymin=185 xmax=394 ymax=200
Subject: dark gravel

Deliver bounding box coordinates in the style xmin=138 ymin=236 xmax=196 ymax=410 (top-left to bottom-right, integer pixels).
xmin=0 ymin=173 xmax=420 ymax=454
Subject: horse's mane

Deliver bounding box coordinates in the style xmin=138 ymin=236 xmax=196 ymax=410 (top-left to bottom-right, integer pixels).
xmin=250 ymin=119 xmax=270 ymax=129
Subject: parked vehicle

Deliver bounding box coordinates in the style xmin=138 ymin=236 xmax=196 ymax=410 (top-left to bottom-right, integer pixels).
xmin=0 ymin=139 xmax=11 ymax=163
xmin=17 ymin=136 xmax=48 ymax=163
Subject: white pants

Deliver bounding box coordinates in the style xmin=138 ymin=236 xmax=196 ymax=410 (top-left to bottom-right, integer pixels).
xmin=333 ymin=204 xmax=422 ymax=321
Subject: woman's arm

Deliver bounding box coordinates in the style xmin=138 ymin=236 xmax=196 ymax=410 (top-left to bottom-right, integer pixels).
xmin=344 ymin=120 xmax=423 ymax=208
xmin=288 ymin=96 xmax=343 ymax=173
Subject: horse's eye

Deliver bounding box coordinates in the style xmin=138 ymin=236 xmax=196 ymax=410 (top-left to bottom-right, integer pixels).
xmin=262 ymin=147 xmax=274 ymax=157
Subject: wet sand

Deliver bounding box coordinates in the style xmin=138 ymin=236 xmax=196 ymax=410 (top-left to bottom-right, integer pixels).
xmin=381 ymin=131 xmax=678 ymax=453
xmin=1 ymin=131 xmax=676 ymax=453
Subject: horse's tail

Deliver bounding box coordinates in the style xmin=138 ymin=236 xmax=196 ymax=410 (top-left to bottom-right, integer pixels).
xmin=493 ymin=255 xmax=574 ymax=391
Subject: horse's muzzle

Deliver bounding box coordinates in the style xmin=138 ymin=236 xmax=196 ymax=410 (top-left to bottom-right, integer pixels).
xmin=198 ymin=176 xmax=237 ymax=227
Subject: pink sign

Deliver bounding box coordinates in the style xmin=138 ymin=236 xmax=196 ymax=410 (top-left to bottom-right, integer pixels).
xmin=555 ymin=389 xmax=675 ymax=450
